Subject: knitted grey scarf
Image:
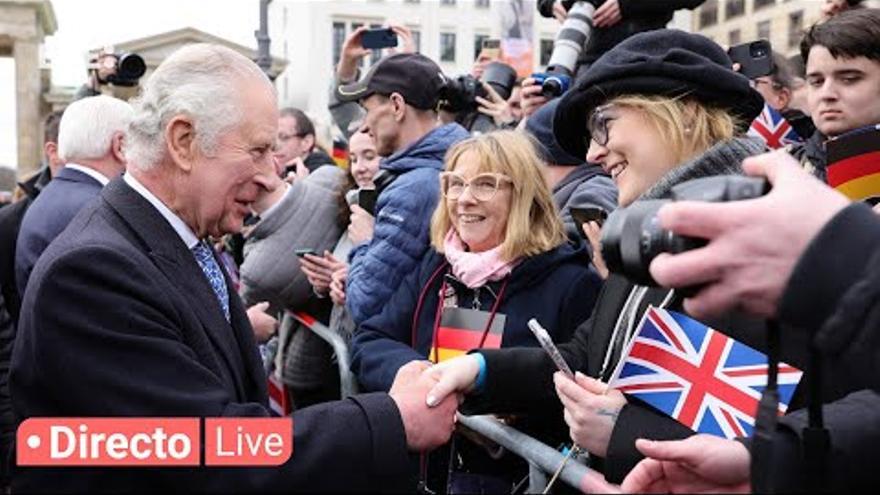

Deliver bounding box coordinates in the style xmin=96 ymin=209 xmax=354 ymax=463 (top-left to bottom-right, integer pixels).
xmin=640 ymin=136 xmax=767 ymax=201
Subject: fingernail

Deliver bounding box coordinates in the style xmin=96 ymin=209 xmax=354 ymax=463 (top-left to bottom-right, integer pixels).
xmin=426 ymin=395 xmax=437 ymax=407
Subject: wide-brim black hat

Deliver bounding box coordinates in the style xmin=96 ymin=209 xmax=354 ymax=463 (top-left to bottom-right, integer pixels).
xmin=554 ymin=29 xmax=765 ymax=159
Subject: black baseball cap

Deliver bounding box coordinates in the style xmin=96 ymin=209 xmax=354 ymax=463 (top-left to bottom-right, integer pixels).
xmin=337 ymin=53 xmax=448 ymax=110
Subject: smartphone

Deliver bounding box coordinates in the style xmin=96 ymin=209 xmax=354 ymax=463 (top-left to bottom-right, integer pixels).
xmin=527 ymin=319 xmax=574 ymax=377
xmin=357 ymin=189 xmax=378 ymax=216
xmin=478 ymin=38 xmax=501 ymax=61
xmin=294 ymin=248 xmax=317 ymax=258
xmin=570 ymin=207 xmax=608 ymax=229
xmin=361 ymin=28 xmax=398 ymax=50
xmin=727 ymin=40 xmax=774 ymax=79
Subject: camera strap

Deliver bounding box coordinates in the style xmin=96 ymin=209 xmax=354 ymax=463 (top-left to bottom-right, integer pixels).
xmin=751 ymin=319 xmax=780 ymax=494
xmin=803 ymin=346 xmax=830 ymax=492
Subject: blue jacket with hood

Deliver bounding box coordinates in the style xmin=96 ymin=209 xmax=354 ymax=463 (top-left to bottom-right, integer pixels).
xmin=351 ymin=241 xmax=602 ymax=392
xmin=346 ymin=123 xmax=469 ymax=324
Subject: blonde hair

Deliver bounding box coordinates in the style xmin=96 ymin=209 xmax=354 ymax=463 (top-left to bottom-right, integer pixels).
xmin=430 ymin=131 xmax=566 ymax=261
xmin=609 ymin=95 xmax=739 ymax=165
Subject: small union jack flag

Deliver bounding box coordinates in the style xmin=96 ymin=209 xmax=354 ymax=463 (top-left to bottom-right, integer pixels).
xmin=608 ymin=307 xmax=803 ymax=439
xmin=748 ymin=103 xmax=803 ymax=149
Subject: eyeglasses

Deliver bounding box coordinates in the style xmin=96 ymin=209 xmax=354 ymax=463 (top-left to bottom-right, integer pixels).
xmin=277 ymin=132 xmax=308 ymax=143
xmin=586 ymin=104 xmax=617 ymax=147
xmin=440 ymin=172 xmax=513 ymax=202
xmin=750 ymin=78 xmax=784 ymax=92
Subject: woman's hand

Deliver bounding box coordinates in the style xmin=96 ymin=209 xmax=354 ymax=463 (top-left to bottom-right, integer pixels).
xmin=476 ymin=82 xmax=516 ymax=126
xmin=300 ymin=251 xmax=346 ymax=296
xmin=554 ymin=371 xmax=626 ymax=458
xmin=422 ymin=354 xmax=482 ymax=407
xmin=583 ymin=221 xmax=609 ymax=279
xmin=348 ymin=204 xmax=375 ymax=245
xmin=330 ymin=265 xmax=348 ymax=306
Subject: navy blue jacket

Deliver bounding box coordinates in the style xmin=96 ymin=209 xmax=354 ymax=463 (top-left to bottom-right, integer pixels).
xmin=14 ymin=166 xmax=104 ymax=296
xmin=346 ymin=123 xmax=470 ymax=324
xmin=351 ymin=241 xmax=602 ymax=392
xmin=10 ymin=179 xmax=414 ymax=492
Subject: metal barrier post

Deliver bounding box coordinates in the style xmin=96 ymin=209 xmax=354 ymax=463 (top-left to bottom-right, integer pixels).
xmin=289 ymin=312 xmax=359 ymax=398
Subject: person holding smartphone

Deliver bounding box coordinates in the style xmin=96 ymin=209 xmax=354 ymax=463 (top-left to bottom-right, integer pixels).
xmin=420 ymin=30 xmax=826 ymax=485
xmin=328 ymin=24 xmax=416 ymax=140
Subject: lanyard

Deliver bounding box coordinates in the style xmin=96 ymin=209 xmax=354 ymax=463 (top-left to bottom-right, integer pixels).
xmin=429 ymin=276 xmax=510 ymax=364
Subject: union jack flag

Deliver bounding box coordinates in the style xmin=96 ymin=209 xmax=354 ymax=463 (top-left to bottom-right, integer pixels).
xmin=748 ymin=103 xmax=804 ymax=149
xmin=608 ymin=307 xmax=803 ymax=439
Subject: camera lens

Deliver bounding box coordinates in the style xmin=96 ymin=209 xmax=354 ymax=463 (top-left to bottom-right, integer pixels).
xmin=750 ymin=42 xmax=768 ymax=58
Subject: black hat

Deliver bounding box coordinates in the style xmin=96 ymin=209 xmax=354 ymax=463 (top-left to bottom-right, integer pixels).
xmin=554 ymin=29 xmax=765 ymax=159
xmin=525 ymin=98 xmax=584 ymax=166
xmin=337 ymin=53 xmax=447 ymax=110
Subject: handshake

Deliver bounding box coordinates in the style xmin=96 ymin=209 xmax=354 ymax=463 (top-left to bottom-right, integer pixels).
xmin=386 ymin=357 xmax=487 ymax=452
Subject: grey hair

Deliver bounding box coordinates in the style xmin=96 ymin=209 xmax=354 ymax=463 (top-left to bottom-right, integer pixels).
xmin=58 ymin=95 xmax=133 ymax=162
xmin=125 ymin=43 xmax=272 ymax=170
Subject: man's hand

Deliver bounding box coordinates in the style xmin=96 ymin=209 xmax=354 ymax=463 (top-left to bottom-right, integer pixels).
xmin=246 ymin=302 xmax=278 ymax=343
xmin=554 ymin=372 xmax=625 ymax=457
xmin=593 ymin=0 xmax=623 ymax=28
xmin=519 ymin=78 xmax=549 ymax=119
xmin=300 ymin=251 xmax=346 ymax=296
xmin=552 ymin=0 xmax=568 ymax=23
xmin=621 ymin=435 xmax=751 ymax=493
xmin=389 ymin=361 xmax=458 ymax=452
xmin=330 ymin=265 xmax=348 ymax=306
xmin=476 ymin=82 xmax=516 ymax=126
xmin=422 ymin=354 xmax=482 ymax=407
xmin=337 ymin=26 xmax=371 ymax=82
xmin=348 ymin=204 xmax=375 ymax=245
xmin=649 ymin=150 xmax=849 ymax=319
xmin=387 ymin=24 xmax=416 ymax=55
xmin=281 ymin=156 xmax=310 ymax=185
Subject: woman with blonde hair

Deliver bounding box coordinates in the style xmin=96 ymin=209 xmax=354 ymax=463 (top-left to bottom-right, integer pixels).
xmin=350 ymin=130 xmax=602 ymax=492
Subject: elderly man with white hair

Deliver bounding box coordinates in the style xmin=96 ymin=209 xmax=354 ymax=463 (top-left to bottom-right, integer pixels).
xmin=9 ymin=43 xmax=458 ymax=493
xmin=14 ymin=94 xmax=132 ymax=296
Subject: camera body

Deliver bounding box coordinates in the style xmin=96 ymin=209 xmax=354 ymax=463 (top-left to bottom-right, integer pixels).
xmin=532 ymin=71 xmax=572 ymax=98
xmin=600 ymin=175 xmax=770 ymax=286
xmin=441 ymin=61 xmax=517 ymax=114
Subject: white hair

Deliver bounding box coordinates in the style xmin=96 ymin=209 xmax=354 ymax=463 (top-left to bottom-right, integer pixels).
xmin=125 ymin=43 xmax=272 ymax=170
xmin=57 ymin=95 xmax=134 ymax=163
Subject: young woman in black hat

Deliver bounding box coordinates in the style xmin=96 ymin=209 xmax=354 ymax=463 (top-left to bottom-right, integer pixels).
xmin=419 ymin=28 xmax=855 ymax=486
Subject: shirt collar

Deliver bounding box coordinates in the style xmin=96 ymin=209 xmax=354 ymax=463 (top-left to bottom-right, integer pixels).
xmin=64 ymin=163 xmax=111 ymax=186
xmin=123 ymin=172 xmax=200 ymax=250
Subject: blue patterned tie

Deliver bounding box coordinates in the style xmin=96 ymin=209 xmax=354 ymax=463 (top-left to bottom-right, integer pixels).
xmin=192 ymin=242 xmax=231 ymax=322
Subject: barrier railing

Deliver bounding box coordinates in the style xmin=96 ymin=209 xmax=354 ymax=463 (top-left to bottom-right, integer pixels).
xmin=456 ymin=415 xmax=610 ymax=494
xmin=284 ymin=311 xmax=359 ymax=399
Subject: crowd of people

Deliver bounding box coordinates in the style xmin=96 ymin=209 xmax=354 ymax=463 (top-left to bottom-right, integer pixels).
xmin=1 ymin=0 xmax=879 ymax=492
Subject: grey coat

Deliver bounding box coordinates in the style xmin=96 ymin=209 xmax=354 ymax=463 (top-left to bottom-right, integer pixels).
xmin=239 ymin=166 xmax=345 ymax=313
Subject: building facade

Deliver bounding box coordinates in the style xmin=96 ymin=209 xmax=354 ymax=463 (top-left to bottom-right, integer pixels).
xmin=269 ymin=0 xmax=693 ymax=134
xmin=693 ymin=0 xmax=880 ymax=64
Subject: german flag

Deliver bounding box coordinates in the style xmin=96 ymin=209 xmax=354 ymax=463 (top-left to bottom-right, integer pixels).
xmin=332 ymin=138 xmax=349 ymax=168
xmin=430 ymin=307 xmax=506 ymax=363
xmin=827 ymin=125 xmax=880 ymax=202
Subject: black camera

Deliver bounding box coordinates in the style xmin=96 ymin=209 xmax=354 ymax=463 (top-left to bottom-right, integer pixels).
xmin=441 ymin=61 xmax=517 ymax=113
xmin=600 ymin=176 xmax=770 ymax=286
xmin=90 ymin=52 xmax=147 ymax=87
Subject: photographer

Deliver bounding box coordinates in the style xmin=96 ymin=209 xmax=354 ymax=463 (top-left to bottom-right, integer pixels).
xmin=441 ymin=61 xmax=519 ymax=133
xmin=420 ymin=30 xmax=808 ymax=484
xmin=538 ymin=0 xmax=705 ymax=80
xmin=73 ymin=49 xmax=145 ymax=101
xmin=617 ymin=151 xmax=880 ymax=492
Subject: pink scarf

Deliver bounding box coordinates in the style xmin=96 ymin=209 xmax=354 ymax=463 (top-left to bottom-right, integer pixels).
xmin=443 ymin=229 xmax=519 ymax=289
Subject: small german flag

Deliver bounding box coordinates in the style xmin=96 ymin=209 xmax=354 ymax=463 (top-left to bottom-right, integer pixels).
xmin=430 ymin=307 xmax=506 ymax=363
xmin=827 ymin=125 xmax=880 ymax=203
xmin=332 ymin=138 xmax=349 ymax=168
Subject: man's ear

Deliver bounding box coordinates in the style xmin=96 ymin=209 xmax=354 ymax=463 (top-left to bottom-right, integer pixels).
xmin=43 ymin=141 xmax=58 ymax=162
xmin=777 ymin=87 xmax=793 ymax=112
xmin=110 ymin=132 xmax=126 ymax=164
xmin=165 ymin=115 xmax=197 ymax=172
xmin=390 ymin=93 xmax=407 ymax=122
xmin=303 ymin=133 xmax=316 ymax=154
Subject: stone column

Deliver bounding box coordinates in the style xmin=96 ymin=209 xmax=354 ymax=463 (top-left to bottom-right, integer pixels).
xmin=15 ymin=37 xmax=41 ymax=177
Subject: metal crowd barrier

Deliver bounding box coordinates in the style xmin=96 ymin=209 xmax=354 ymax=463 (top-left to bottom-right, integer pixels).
xmin=457 ymin=415 xmax=611 ymax=494
xmin=283 ymin=311 xmax=359 ymax=399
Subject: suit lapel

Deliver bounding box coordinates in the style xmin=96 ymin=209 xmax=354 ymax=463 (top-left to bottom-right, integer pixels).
xmin=101 ymin=178 xmax=253 ymax=400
